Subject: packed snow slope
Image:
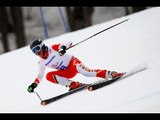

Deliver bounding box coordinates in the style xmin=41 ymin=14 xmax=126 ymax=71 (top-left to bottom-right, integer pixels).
xmin=0 ymin=7 xmax=160 ymax=113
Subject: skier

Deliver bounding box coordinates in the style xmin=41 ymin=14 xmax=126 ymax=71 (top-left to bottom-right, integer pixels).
xmin=27 ymin=39 xmax=124 ymax=93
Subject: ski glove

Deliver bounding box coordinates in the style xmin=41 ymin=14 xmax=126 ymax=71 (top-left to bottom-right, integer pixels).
xmin=58 ymin=45 xmax=67 ymax=56
xmin=28 ymin=83 xmax=37 ymax=93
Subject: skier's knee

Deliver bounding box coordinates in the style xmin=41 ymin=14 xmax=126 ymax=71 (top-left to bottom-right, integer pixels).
xmin=46 ymin=72 xmax=58 ymax=84
xmin=46 ymin=73 xmax=72 ymax=87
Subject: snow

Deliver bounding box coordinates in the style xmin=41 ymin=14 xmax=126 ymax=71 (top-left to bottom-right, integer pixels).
xmin=0 ymin=7 xmax=160 ymax=113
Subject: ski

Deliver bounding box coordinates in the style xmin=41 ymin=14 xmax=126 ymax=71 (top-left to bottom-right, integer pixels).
xmin=41 ymin=84 xmax=90 ymax=106
xmin=88 ymin=74 xmax=125 ymax=91
xmin=88 ymin=63 xmax=148 ymax=91
xmin=40 ymin=62 xmax=148 ymax=106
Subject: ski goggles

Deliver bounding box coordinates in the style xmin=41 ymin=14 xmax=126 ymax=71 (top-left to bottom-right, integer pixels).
xmin=31 ymin=43 xmax=43 ymax=54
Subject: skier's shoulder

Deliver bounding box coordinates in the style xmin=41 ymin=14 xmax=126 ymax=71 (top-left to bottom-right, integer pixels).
xmin=51 ymin=43 xmax=60 ymax=51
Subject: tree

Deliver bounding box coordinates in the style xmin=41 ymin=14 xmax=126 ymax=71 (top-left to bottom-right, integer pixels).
xmin=65 ymin=7 xmax=94 ymax=31
xmin=0 ymin=7 xmax=11 ymax=52
xmin=125 ymin=7 xmax=147 ymax=15
xmin=10 ymin=7 xmax=26 ymax=48
xmin=132 ymin=7 xmax=146 ymax=13
xmin=0 ymin=7 xmax=26 ymax=53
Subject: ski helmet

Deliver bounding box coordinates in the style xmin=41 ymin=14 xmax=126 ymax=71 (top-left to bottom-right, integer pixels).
xmin=30 ymin=39 xmax=47 ymax=54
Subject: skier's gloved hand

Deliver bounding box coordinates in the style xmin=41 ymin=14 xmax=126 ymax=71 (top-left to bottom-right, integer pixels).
xmin=27 ymin=83 xmax=37 ymax=93
xmin=58 ymin=45 xmax=66 ymax=56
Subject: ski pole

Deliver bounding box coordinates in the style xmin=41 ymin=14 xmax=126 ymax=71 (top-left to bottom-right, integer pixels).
xmin=34 ymin=92 xmax=43 ymax=102
xmin=67 ymin=18 xmax=129 ymax=50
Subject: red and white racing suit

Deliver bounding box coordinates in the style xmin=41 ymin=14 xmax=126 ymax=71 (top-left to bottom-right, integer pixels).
xmin=34 ymin=41 xmax=107 ymax=87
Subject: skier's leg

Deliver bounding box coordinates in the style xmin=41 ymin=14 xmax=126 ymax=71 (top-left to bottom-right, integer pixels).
xmin=46 ymin=70 xmax=84 ymax=90
xmin=46 ymin=73 xmax=72 ymax=87
xmin=75 ymin=62 xmax=124 ymax=80
xmin=76 ymin=63 xmax=106 ymax=78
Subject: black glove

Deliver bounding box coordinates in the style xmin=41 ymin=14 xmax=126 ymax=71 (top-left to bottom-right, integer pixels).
xmin=28 ymin=83 xmax=37 ymax=93
xmin=58 ymin=45 xmax=66 ymax=56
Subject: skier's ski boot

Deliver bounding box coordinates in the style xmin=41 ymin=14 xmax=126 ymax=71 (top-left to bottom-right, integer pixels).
xmin=69 ymin=81 xmax=85 ymax=91
xmin=111 ymin=71 xmax=125 ymax=78
xmin=107 ymin=71 xmax=125 ymax=80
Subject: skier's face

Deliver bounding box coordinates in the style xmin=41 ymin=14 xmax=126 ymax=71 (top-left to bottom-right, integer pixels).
xmin=36 ymin=49 xmax=48 ymax=59
xmin=36 ymin=49 xmax=43 ymax=57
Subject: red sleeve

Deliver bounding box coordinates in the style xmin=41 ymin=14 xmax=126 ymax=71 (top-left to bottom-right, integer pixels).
xmin=34 ymin=78 xmax=40 ymax=84
xmin=51 ymin=44 xmax=61 ymax=51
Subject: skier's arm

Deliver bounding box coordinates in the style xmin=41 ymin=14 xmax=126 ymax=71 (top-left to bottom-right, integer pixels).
xmin=28 ymin=61 xmax=46 ymax=93
xmin=52 ymin=41 xmax=73 ymax=56
xmin=36 ymin=61 xmax=46 ymax=84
